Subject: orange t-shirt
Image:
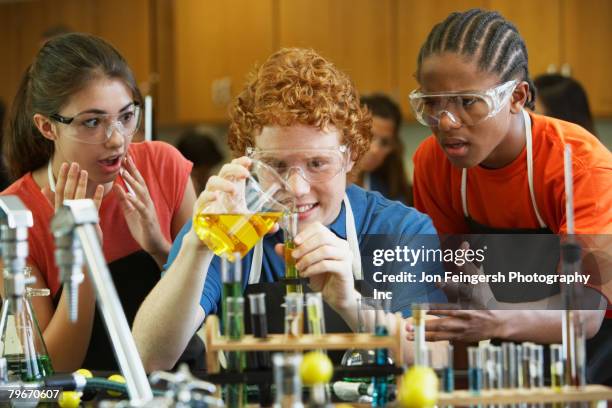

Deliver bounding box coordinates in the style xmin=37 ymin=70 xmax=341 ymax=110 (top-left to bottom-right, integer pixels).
xmin=413 ymin=113 xmax=612 ymax=306
xmin=1 ymin=141 xmax=192 ymax=297
xmin=413 ymin=112 xmax=612 ymax=235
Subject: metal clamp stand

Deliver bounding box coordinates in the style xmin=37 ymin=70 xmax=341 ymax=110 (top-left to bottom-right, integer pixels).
xmin=50 ymin=199 xmax=153 ymax=406
xmin=0 ymin=196 xmax=34 ymax=312
xmin=0 ymin=196 xmax=34 ymax=382
xmin=150 ymin=364 xmax=222 ymax=407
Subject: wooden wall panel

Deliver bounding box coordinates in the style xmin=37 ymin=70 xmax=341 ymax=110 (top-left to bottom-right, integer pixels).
xmin=93 ymin=0 xmax=151 ymax=93
xmin=0 ymin=0 xmax=149 ymax=117
xmin=0 ymin=4 xmax=22 ymax=108
xmin=152 ymin=0 xmax=176 ymax=125
xmin=397 ymin=0 xmax=488 ymax=119
xmin=174 ymin=0 xmax=275 ymax=123
xmin=2 ymin=0 xmax=611 ymax=124
xmin=278 ymin=0 xmax=395 ymax=97
xmin=563 ymin=0 xmax=612 ymax=116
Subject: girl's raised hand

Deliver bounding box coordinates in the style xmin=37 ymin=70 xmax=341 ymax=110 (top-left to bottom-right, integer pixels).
xmin=114 ymin=155 xmax=170 ymax=266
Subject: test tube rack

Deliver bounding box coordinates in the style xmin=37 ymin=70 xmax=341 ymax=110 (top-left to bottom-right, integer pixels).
xmin=436 ymin=385 xmax=612 ymax=406
xmin=203 ymin=313 xmax=404 ymax=374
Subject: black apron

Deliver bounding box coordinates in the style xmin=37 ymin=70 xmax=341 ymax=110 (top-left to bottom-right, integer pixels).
xmin=239 ymin=194 xmax=362 ymax=365
xmin=53 ymin=250 xmax=205 ymax=371
xmin=459 ymin=109 xmax=611 ymax=385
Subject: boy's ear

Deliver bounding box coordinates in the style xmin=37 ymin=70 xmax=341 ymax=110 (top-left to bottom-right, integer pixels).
xmin=33 ymin=113 xmax=58 ymax=141
xmin=510 ymin=81 xmax=529 ymax=113
xmin=346 ymin=159 xmax=355 ymax=173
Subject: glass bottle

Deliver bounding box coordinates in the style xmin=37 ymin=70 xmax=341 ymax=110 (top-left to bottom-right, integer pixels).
xmin=0 ymin=268 xmax=54 ymax=382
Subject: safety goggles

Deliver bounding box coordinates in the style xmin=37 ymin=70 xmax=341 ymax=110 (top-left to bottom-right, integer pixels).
xmin=246 ymin=145 xmax=350 ymax=183
xmin=50 ymin=103 xmax=141 ymax=144
xmin=408 ymin=80 xmax=518 ymax=127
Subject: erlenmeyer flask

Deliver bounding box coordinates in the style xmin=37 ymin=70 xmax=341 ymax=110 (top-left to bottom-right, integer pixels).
xmin=0 ymin=268 xmax=53 ymax=382
xmin=193 ymin=159 xmax=295 ymax=261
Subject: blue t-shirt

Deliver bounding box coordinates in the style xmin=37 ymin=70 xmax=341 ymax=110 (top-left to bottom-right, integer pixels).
xmin=165 ymin=184 xmax=446 ymax=318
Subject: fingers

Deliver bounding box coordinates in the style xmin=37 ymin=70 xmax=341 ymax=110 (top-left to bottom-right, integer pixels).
xmin=54 ymin=162 xmax=96 ymax=208
xmin=62 ymin=163 xmax=81 ymax=200
xmin=114 ymin=184 xmax=136 ymax=213
xmin=300 ymin=259 xmax=347 ymax=278
xmin=295 ymin=245 xmax=345 ymax=273
xmin=120 ymin=159 xmax=150 ymax=201
xmin=291 ymin=223 xmax=350 ymax=276
xmin=53 ymin=163 xmax=69 ymax=209
xmin=74 ymin=169 xmax=88 ymax=199
xmin=93 ymin=185 xmax=105 ymax=210
xmin=123 ymin=155 xmax=146 ymax=186
xmin=427 ymin=309 xmax=470 ymax=319
xmin=217 ymin=159 xmax=251 ymax=181
xmin=204 ymin=176 xmax=238 ymax=195
xmin=292 ymin=223 xmax=333 ymax=253
xmin=406 ymin=317 xmax=466 ymax=342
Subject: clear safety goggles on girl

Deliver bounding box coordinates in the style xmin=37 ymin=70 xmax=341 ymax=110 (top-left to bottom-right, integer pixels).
xmin=246 ymin=145 xmax=350 ymax=183
xmin=408 ymin=80 xmax=518 ymax=127
xmin=50 ymin=103 xmax=142 ymax=144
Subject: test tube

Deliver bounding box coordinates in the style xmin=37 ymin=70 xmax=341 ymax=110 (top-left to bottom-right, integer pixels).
xmin=468 ymin=347 xmax=483 ymax=395
xmin=283 ymin=213 xmax=302 ymax=294
xmin=249 ymin=293 xmax=272 ymax=406
xmin=483 ymin=346 xmax=502 ymax=390
xmin=284 ymin=293 xmax=304 ymax=338
xmin=371 ymin=299 xmax=389 ymax=408
xmin=222 ymin=253 xmax=242 ymax=335
xmin=226 ymin=296 xmax=245 ymax=407
xmin=273 ymin=353 xmax=304 ymax=408
xmin=501 ymin=342 xmax=516 ymax=389
xmin=411 ymin=303 xmax=428 ymax=367
xmin=533 ymin=345 xmax=544 ymax=388
xmin=550 ymin=344 xmax=565 ymax=391
xmin=306 ymin=292 xmax=326 ymax=337
xmin=520 ymin=342 xmax=533 ymax=389
xmin=442 ymin=344 xmax=454 ymax=393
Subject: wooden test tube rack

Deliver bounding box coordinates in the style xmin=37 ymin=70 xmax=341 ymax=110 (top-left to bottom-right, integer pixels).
xmin=203 ymin=312 xmax=405 ymax=374
xmin=437 ymin=385 xmax=612 ymax=406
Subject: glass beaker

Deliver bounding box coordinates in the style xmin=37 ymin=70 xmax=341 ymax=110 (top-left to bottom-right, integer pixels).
xmin=193 ymin=159 xmax=296 ymax=261
xmin=0 ymin=267 xmax=54 ymax=382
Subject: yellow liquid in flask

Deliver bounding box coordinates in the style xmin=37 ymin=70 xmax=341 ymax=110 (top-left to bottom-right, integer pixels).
xmin=193 ymin=212 xmax=282 ymax=261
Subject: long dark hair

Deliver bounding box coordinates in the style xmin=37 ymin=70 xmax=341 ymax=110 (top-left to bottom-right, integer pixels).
xmin=360 ymin=94 xmax=412 ymax=205
xmin=4 ymin=33 xmax=142 ymax=179
xmin=534 ymin=74 xmax=597 ymax=137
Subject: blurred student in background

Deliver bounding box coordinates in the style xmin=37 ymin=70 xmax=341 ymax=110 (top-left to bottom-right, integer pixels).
xmin=176 ymin=129 xmax=224 ymax=194
xmin=356 ymin=94 xmax=412 ymax=205
xmin=534 ymin=73 xmax=598 ymax=138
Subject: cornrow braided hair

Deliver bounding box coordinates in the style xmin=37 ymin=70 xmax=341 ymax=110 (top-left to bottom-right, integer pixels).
xmin=417 ymin=8 xmax=536 ymax=109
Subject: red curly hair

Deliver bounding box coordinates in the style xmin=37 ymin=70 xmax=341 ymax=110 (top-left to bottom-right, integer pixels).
xmin=228 ymin=48 xmax=371 ymax=161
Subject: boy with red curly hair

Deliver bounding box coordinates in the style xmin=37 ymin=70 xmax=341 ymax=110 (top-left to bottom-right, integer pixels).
xmin=133 ymin=48 xmax=445 ymax=371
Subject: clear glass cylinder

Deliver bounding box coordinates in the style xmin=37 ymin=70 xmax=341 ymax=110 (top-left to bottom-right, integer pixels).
xmin=550 ymin=344 xmax=564 ymax=391
xmin=284 ymin=293 xmax=304 ymax=338
xmin=273 ymin=353 xmax=304 ymax=408
xmin=501 ymin=342 xmax=518 ymax=389
xmin=411 ymin=303 xmax=428 ymax=367
xmin=306 ymin=293 xmax=325 ymax=337
xmin=468 ymin=347 xmax=482 ymax=394
xmin=283 ymin=213 xmax=302 ymax=294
